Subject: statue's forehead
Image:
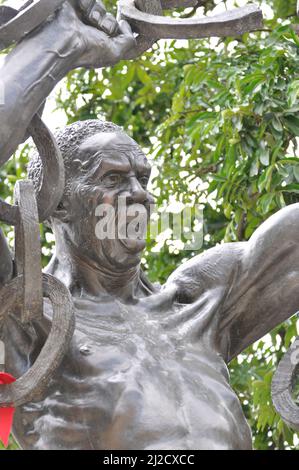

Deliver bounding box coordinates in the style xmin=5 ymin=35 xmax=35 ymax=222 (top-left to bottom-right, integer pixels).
xmin=79 ymin=131 xmax=138 ymax=154
xmin=99 ymin=148 xmax=150 ymax=170
xmin=78 ymin=132 xmax=151 ymax=173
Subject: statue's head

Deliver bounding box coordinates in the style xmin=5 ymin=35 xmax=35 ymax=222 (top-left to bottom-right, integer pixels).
xmin=28 ymin=120 xmax=154 ymax=271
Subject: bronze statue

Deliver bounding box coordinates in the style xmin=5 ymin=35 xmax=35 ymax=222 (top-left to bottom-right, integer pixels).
xmin=0 ymin=0 xmax=298 ymax=450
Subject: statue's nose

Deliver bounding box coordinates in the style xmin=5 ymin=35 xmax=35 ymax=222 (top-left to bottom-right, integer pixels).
xmin=128 ymin=177 xmax=148 ymax=204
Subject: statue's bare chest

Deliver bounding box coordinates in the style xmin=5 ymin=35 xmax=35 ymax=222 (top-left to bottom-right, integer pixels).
xmin=11 ymin=297 xmax=252 ymax=450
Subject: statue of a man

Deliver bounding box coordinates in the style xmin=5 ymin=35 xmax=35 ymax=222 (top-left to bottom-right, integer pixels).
xmin=0 ymin=1 xmax=298 ymax=450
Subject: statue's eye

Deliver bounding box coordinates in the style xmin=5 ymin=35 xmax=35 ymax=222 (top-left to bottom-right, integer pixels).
xmin=102 ymin=173 xmax=123 ymax=187
xmin=139 ymin=176 xmax=149 ymax=188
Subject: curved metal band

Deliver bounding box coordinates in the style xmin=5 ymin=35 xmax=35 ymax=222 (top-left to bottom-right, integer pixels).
xmin=161 ymin=1 xmax=199 ymax=8
xmin=119 ymin=1 xmax=263 ymax=39
xmin=0 ymin=114 xmax=65 ymax=226
xmin=272 ymin=338 xmax=299 ymax=431
xmin=28 ymin=114 xmax=65 ymax=222
xmin=0 ymin=0 xmax=65 ymax=52
xmin=0 ymin=273 xmax=75 ymax=407
xmin=14 ymin=179 xmax=43 ymax=324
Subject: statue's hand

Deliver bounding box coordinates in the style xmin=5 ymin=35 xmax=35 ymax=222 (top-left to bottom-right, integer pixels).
xmin=62 ymin=0 xmax=136 ymax=68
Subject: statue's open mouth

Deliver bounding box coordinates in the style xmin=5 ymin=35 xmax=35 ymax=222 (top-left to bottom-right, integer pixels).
xmin=118 ymin=237 xmax=146 ymax=253
xmin=114 ymin=206 xmax=148 ymax=254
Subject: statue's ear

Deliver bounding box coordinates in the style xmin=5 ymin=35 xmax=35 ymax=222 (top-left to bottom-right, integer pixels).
xmin=51 ymin=201 xmax=71 ymax=223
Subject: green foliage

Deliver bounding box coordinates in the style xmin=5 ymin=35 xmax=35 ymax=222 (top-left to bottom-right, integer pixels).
xmin=0 ymin=438 xmax=19 ymax=451
xmin=1 ymin=0 xmax=299 ymax=450
xmin=273 ymin=0 xmax=297 ymax=19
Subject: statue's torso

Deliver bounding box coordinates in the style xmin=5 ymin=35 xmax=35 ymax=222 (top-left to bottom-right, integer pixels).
xmin=7 ymin=295 xmax=252 ymax=450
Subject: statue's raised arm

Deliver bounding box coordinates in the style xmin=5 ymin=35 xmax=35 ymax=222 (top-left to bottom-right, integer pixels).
xmin=0 ymin=0 xmax=136 ymax=167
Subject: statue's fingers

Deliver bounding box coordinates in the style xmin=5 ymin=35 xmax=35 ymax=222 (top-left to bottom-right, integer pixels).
xmin=79 ymin=0 xmax=119 ymax=36
xmin=118 ymin=19 xmax=135 ymax=38
xmin=115 ymin=20 xmax=137 ymax=55
xmin=97 ymin=13 xmax=119 ymax=36
xmin=78 ymin=0 xmax=105 ymax=17
xmin=109 ymin=27 xmax=137 ymax=62
xmin=87 ymin=0 xmax=106 ymax=23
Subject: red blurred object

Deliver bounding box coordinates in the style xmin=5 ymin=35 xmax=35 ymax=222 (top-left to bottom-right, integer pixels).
xmin=0 ymin=373 xmax=16 ymax=448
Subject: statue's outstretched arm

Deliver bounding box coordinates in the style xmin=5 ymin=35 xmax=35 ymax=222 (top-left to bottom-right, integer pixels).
xmin=164 ymin=204 xmax=299 ymax=362
xmin=220 ymin=203 xmax=299 ymax=361
xmin=0 ymin=1 xmax=136 ymax=168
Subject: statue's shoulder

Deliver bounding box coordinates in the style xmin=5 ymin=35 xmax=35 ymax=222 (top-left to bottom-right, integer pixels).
xmin=164 ymin=242 xmax=245 ymax=304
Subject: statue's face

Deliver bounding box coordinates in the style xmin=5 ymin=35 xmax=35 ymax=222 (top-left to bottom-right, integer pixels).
xmin=62 ymin=132 xmax=154 ymax=270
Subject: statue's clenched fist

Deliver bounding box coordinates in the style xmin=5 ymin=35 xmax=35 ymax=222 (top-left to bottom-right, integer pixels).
xmin=77 ymin=0 xmax=119 ymax=36
xmin=60 ymin=0 xmax=136 ymax=68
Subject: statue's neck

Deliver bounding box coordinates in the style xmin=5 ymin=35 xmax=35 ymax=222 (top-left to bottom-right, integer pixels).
xmin=45 ymin=235 xmax=142 ymax=302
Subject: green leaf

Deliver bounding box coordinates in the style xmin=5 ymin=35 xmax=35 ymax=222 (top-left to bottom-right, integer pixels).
xmin=294 ymin=165 xmax=299 ymax=183
xmin=258 ymin=193 xmax=275 ymax=214
xmin=283 ymin=115 xmax=299 ymax=135
xmin=281 ymin=183 xmax=299 ymax=193
xmin=259 ymin=147 xmax=270 ymax=166
xmin=272 ymin=116 xmax=283 ymax=133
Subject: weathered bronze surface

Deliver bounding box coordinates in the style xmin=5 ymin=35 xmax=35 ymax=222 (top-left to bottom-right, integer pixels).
xmin=119 ymin=1 xmax=263 ymax=39
xmin=0 ymin=0 xmax=65 ymax=52
xmin=0 ymin=0 xmax=298 ymax=450
xmin=272 ymin=341 xmax=299 ymax=431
